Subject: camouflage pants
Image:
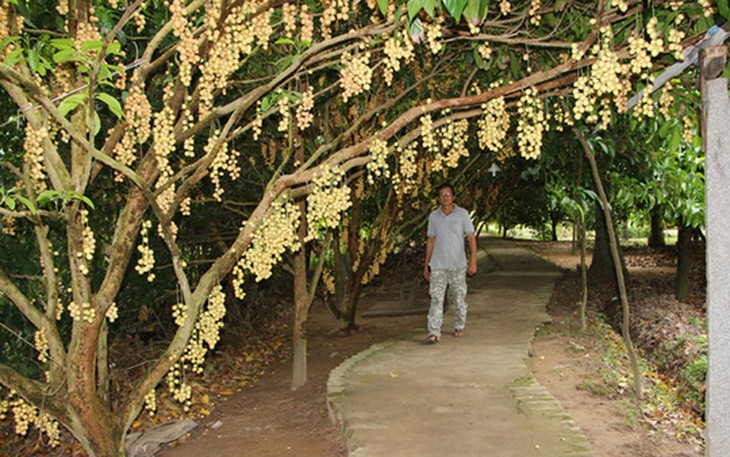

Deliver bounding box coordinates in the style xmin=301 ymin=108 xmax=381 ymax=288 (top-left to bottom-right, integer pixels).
xmin=427 ymin=267 xmax=468 ymax=338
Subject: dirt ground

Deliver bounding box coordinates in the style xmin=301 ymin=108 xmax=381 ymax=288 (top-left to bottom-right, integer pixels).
xmin=157 ymin=240 xmax=703 ymax=457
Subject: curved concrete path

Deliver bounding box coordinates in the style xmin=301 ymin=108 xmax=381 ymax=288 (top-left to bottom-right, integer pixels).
xmin=327 ymin=238 xmax=594 ymax=457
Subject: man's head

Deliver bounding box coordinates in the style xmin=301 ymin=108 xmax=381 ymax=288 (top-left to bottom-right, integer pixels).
xmin=437 ymin=183 xmax=455 ymax=205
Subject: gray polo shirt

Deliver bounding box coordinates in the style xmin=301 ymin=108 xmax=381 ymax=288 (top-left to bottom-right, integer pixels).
xmin=427 ymin=204 xmax=475 ymax=270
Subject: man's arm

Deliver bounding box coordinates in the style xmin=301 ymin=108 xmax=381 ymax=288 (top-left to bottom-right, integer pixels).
xmin=467 ymin=233 xmax=477 ymax=276
xmin=424 ymin=236 xmax=435 ymax=281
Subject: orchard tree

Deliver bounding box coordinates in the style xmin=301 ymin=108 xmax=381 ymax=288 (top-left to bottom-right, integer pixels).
xmin=0 ymin=0 xmax=718 ymax=455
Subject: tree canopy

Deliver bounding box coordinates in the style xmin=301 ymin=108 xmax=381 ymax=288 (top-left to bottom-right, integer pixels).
xmin=0 ymin=0 xmax=724 ymax=454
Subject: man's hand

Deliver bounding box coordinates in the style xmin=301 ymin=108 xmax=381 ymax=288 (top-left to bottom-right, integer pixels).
xmin=423 ymin=266 xmax=430 ymax=281
xmin=467 ymin=259 xmax=477 ymax=277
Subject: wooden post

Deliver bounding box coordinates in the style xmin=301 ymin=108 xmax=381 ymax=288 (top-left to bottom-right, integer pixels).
xmin=700 ymin=44 xmax=730 ymax=457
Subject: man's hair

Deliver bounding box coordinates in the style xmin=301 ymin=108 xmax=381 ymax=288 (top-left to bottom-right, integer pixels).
xmin=436 ymin=182 xmax=455 ymax=196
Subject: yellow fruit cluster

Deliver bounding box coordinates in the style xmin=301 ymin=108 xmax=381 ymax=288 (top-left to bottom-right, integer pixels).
xmin=393 ymin=143 xmax=419 ymax=198
xmin=34 ymin=328 xmax=49 ymax=363
xmin=56 ymin=0 xmax=69 ymax=15
xmin=529 ymin=0 xmax=542 ymax=26
xmin=68 ymin=301 xmax=96 ymax=323
xmin=296 ymin=88 xmax=314 ymax=130
xmin=172 ymin=302 xmax=188 ymax=327
xmin=667 ymin=27 xmax=686 ymax=60
xmin=425 ymin=21 xmax=443 ymax=54
xmin=683 ymin=117 xmax=694 ymax=143
xmin=610 ymin=0 xmax=628 ymax=13
xmin=77 ymin=209 xmax=95 ymax=276
xmin=659 ymin=82 xmax=674 ymax=118
xmin=500 ymin=0 xmax=511 ymax=15
xmin=634 ymin=89 xmax=654 ymax=119
xmin=573 ymin=27 xmax=628 ymax=127
xmin=1 ymin=215 xmax=15 ymax=236
xmin=437 ymin=118 xmax=470 ymax=169
xmin=166 ymin=364 xmax=193 ymax=409
xmin=209 ymin=135 xmax=240 ymax=202
xmin=252 ymin=101 xmax=263 ymax=141
xmin=699 ymin=0 xmax=715 ymax=17
xmin=366 ymin=138 xmax=391 ymax=183
xmin=383 ymin=34 xmax=414 ymax=86
xmin=24 ymin=124 xmax=47 ymax=193
xmin=306 ymin=166 xmax=352 ymax=239
xmin=277 ymin=93 xmax=290 ymax=132
xmin=113 ymin=81 xmax=152 ymax=176
xmin=420 ymin=113 xmax=438 ymax=154
xmin=152 ymin=104 xmax=175 ymax=176
xmin=132 ymin=3 xmax=147 ymax=32
xmin=322 ymin=267 xmax=335 ymax=295
xmin=282 ymin=3 xmax=297 ymax=39
xmin=199 ymin=5 xmax=273 ymax=116
xmin=200 ymin=286 xmax=227 ymax=348
xmin=241 ymin=199 xmax=301 ymax=281
xmin=362 ymin=228 xmax=394 ymax=285
xmin=144 ymin=389 xmax=157 ymax=416
xmin=2 ymin=393 xmax=61 ymax=447
xmin=135 ymin=220 xmax=156 ymax=282
xmin=516 ymin=87 xmax=546 ymax=159
xmin=477 ymin=96 xmax=509 ymax=152
xmin=106 ymin=302 xmax=119 ymax=323
xmin=300 ymin=6 xmax=314 ymax=43
xmin=170 ymin=0 xmax=200 ymax=87
xmin=478 ymin=44 xmax=493 ymax=61
xmin=340 ymin=52 xmax=373 ymax=102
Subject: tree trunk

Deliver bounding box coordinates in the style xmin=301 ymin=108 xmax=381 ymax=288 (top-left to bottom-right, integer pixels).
xmin=648 ymin=207 xmax=666 ymax=247
xmin=578 ymin=217 xmax=588 ymax=332
xmin=291 ymin=198 xmax=309 ymax=389
xmin=575 ymin=126 xmax=642 ymax=401
xmin=589 ymin=200 xmax=622 ymax=283
xmin=675 ymin=222 xmax=692 ymax=302
xmin=620 ymin=220 xmax=629 ymax=242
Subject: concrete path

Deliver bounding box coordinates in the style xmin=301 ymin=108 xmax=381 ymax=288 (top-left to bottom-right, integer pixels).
xmin=326 ymin=238 xmax=594 ymax=457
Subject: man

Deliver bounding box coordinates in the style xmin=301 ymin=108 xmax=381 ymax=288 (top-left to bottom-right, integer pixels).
xmin=423 ymin=183 xmax=477 ymax=344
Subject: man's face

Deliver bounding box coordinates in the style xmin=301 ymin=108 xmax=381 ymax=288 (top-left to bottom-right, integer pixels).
xmin=438 ymin=189 xmax=454 ymax=205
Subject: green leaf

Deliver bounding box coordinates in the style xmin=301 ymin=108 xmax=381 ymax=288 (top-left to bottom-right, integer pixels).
xmin=0 ymin=36 xmax=20 ymax=54
xmin=463 ymin=0 xmax=483 ymax=23
xmin=58 ymin=92 xmax=88 ymax=117
xmin=36 ymin=190 xmax=58 ymax=207
xmin=49 ymin=38 xmax=75 ymax=50
xmin=5 ymin=197 xmax=15 ymax=211
xmin=408 ymin=0 xmax=425 ymax=20
xmin=377 ymin=0 xmax=388 ymax=16
xmin=14 ymin=195 xmax=36 ymax=214
xmin=4 ymin=47 xmax=23 ymax=66
xmin=53 ymin=48 xmax=81 ymax=64
xmin=409 ymin=18 xmax=425 ymax=43
xmin=81 ymin=40 xmax=104 ymax=52
xmin=423 ymin=0 xmax=436 ymax=17
xmin=86 ymin=110 xmax=102 ymax=137
xmin=76 ymin=194 xmax=95 ymax=210
xmin=96 ymin=93 xmax=124 ymax=119
xmin=106 ymin=41 xmax=122 ymax=56
xmin=27 ymin=49 xmax=40 ymax=73
xmin=668 ymin=124 xmax=681 ymax=153
xmin=275 ymin=38 xmax=296 ymax=46
xmin=442 ymin=0 xmax=468 ymax=22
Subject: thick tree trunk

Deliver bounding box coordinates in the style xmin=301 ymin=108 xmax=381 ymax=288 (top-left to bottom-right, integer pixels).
xmin=675 ymin=223 xmax=692 ymax=302
xmin=589 ymin=200 xmax=622 ymax=283
xmin=648 ymin=207 xmax=666 ymax=247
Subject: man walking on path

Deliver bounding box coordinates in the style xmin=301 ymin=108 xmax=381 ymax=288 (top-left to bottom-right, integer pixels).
xmin=423 ymin=183 xmax=477 ymax=343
